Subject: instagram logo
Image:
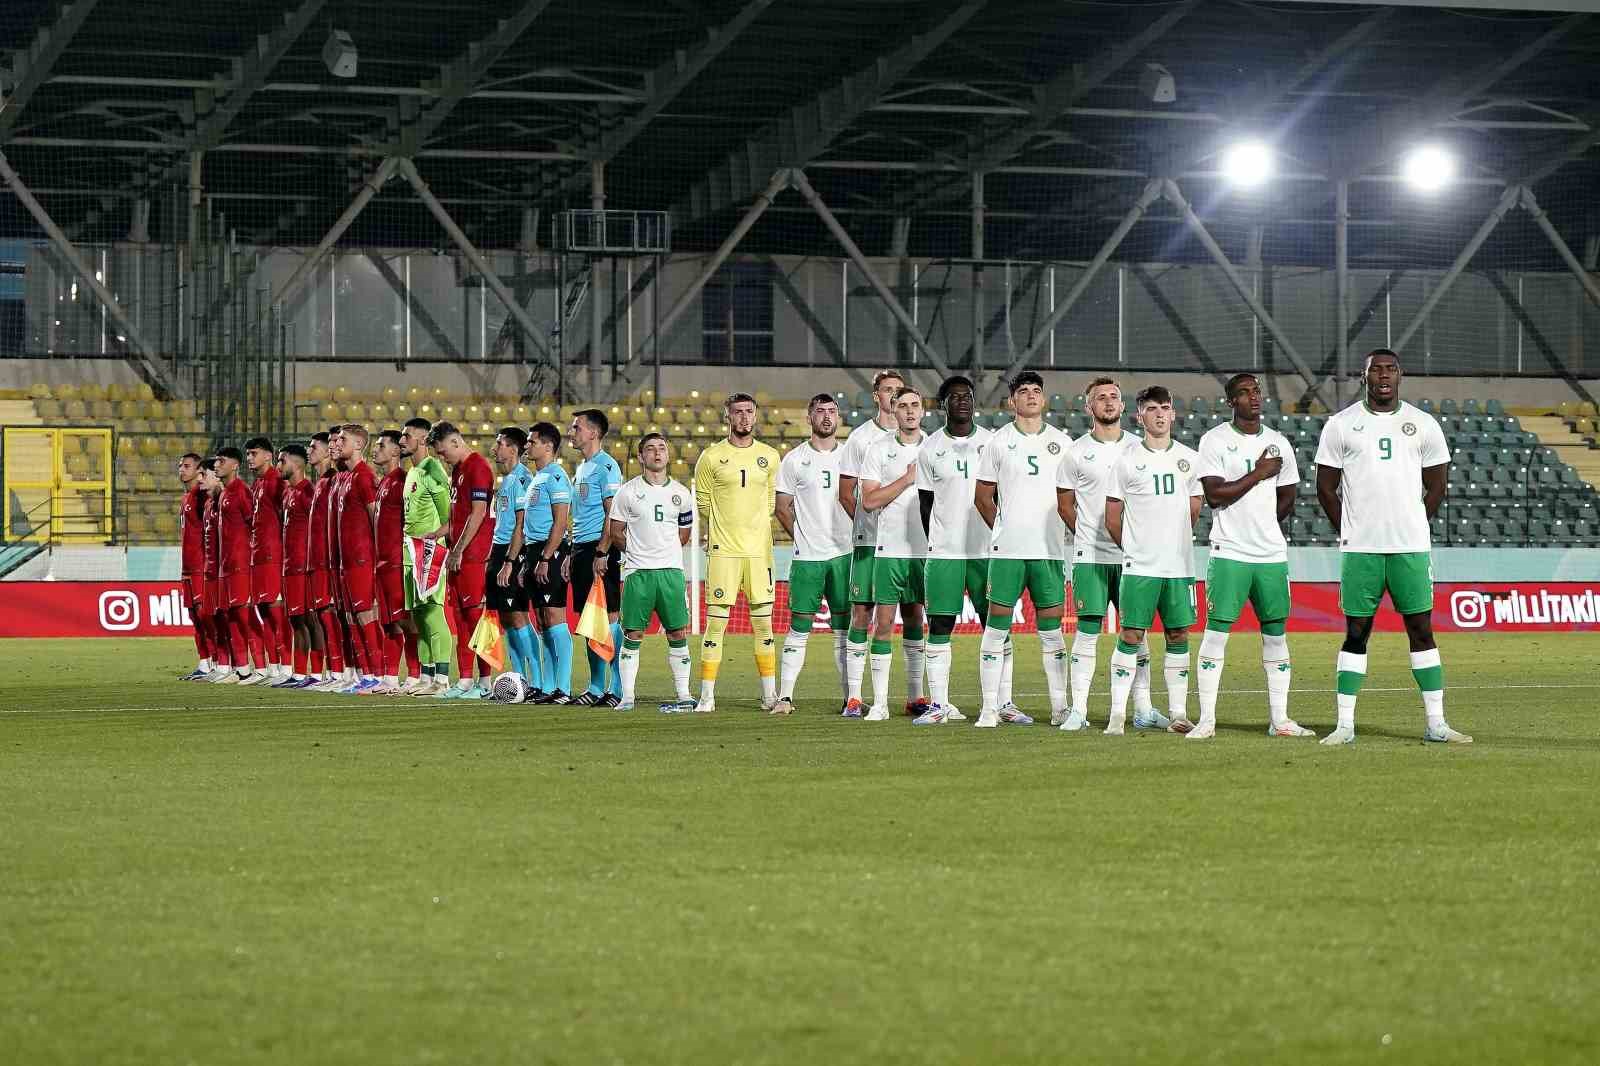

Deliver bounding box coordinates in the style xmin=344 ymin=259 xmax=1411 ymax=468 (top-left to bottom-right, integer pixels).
xmin=98 ymin=590 xmax=140 ymax=631
xmin=1449 ymin=590 xmax=1487 ymax=629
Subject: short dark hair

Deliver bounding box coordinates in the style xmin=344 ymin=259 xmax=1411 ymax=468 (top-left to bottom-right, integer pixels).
xmin=529 ymin=421 xmax=561 ymax=450
xmin=574 ymin=408 xmax=609 ymax=437
xmin=1084 ymin=376 xmax=1119 ymax=398
xmin=871 ymin=370 xmax=905 ymax=391
xmin=637 ymin=432 xmax=668 ymax=454
xmin=199 ymin=457 xmax=218 ymax=472
xmin=893 ymin=385 xmax=921 ymax=402
xmin=280 ymin=443 xmax=308 ymax=462
xmin=378 ymin=429 xmax=402 ymax=448
xmin=1365 ymin=347 xmax=1400 ymax=368
xmin=937 ymin=374 xmax=974 ymax=405
xmin=1136 ymin=385 xmax=1173 ymax=408
xmin=216 ymin=445 xmax=243 ymax=462
xmin=725 ymin=392 xmax=756 ymax=409
xmin=327 ymin=424 xmax=343 ymax=436
xmin=426 ymin=420 xmax=461 ymax=446
xmin=1225 ymin=373 xmax=1259 ymax=400
xmin=244 ymin=436 xmax=272 ymax=453
xmin=807 ymin=392 xmax=837 ymax=412
xmin=179 ymin=451 xmax=202 ymax=464
xmin=311 ymin=431 xmax=330 ymax=445
xmin=1009 ymin=370 xmax=1045 ymax=394
xmin=403 ymin=416 xmax=432 ymax=432
xmin=496 ymin=426 xmax=528 ymax=451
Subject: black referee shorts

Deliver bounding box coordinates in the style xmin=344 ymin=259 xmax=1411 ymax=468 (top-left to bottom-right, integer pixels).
xmin=569 ymin=539 xmax=621 ymax=615
xmin=486 ymin=542 xmax=529 ymax=613
xmin=523 ymin=542 xmax=571 ymax=612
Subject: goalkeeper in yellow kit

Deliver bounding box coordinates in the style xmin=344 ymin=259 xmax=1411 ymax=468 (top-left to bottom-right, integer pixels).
xmin=693 ymin=392 xmax=781 ymax=712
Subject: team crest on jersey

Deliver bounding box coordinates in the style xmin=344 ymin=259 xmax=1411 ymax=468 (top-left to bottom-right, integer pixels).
xmin=1265 ymin=445 xmax=1280 ymax=458
xmin=671 ymin=494 xmax=682 ymax=507
xmin=1402 ymin=422 xmax=1417 ymax=436
xmin=529 ymin=489 xmax=540 ymax=505
xmin=757 ymin=456 xmax=769 ymax=468
xmin=1047 ymin=442 xmax=1061 ymax=455
xmin=1177 ymin=459 xmax=1191 ymax=473
xmin=578 ymin=483 xmax=589 ymax=499
xmin=713 ymin=587 xmax=724 ymax=598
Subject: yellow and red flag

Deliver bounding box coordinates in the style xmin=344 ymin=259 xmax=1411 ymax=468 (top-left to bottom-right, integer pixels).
xmin=468 ymin=611 xmax=505 ymax=673
xmin=575 ymin=576 xmax=615 ymax=662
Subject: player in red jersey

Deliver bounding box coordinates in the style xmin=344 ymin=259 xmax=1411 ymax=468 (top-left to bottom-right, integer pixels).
xmin=305 ymin=431 xmax=345 ymax=689
xmin=198 ymin=459 xmax=233 ymax=678
xmin=245 ymin=436 xmax=289 ymax=680
xmin=332 ymin=423 xmax=384 ymax=693
xmin=276 ymin=443 xmax=318 ymax=687
xmin=176 ymin=452 xmax=216 ymax=680
xmin=431 ymin=421 xmax=495 ymax=695
xmin=212 ymin=446 xmax=267 ymax=684
xmin=370 ymin=429 xmax=415 ymax=693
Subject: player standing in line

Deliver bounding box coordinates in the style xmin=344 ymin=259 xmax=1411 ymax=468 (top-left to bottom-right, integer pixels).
xmin=213 ymin=446 xmax=267 ymax=685
xmin=973 ymin=372 xmax=1072 ymax=727
xmin=244 ymin=437 xmax=289 ymax=682
xmin=837 ymin=371 xmax=920 ymax=716
xmin=1195 ymin=373 xmax=1315 ymax=739
xmin=323 ymin=426 xmax=360 ymax=691
xmin=594 ymin=433 xmax=696 ymax=712
xmin=1315 ymin=349 xmax=1469 ymax=745
xmin=855 ymin=386 xmax=930 ymax=722
xmin=305 ymin=432 xmax=347 ymax=691
xmin=370 ymin=429 xmax=414 ymax=694
xmin=566 ymin=410 xmax=625 ymax=706
xmin=332 ymin=424 xmax=384 ymax=694
xmin=489 ymin=427 xmax=540 ymax=693
xmin=773 ymin=394 xmax=853 ymax=716
xmin=198 ymin=459 xmax=235 ymax=681
xmin=913 ymin=375 xmax=993 ymax=725
xmin=1102 ymin=386 xmax=1202 ymax=736
xmin=1055 ymin=378 xmax=1160 ymax=732
xmin=507 ymin=421 xmax=575 ymax=703
xmin=693 ymin=393 xmax=781 ymax=713
xmin=399 ymin=418 xmax=454 ymax=696
xmin=274 ymin=444 xmax=319 ymax=688
xmin=431 ymin=422 xmax=496 ymax=699
xmin=176 ymin=452 xmax=216 ymax=680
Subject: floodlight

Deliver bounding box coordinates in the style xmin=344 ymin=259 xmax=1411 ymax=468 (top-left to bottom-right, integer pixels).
xmin=1220 ymin=141 xmax=1273 ymax=188
xmin=1402 ymin=145 xmax=1455 ymax=192
xmin=323 ymin=30 xmax=357 ymax=78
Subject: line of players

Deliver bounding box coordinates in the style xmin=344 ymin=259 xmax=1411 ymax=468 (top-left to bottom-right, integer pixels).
xmin=175 ymin=412 xmax=655 ymax=702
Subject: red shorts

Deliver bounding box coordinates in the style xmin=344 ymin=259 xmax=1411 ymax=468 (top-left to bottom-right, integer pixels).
xmin=309 ymin=568 xmax=332 ymax=611
xmin=376 ymin=564 xmax=406 ymax=624
xmin=284 ymin=572 xmax=309 ymax=616
xmin=251 ymin=562 xmax=282 ymax=605
xmin=449 ymin=560 xmax=487 ymax=611
xmin=203 ymin=577 xmax=222 ymax=617
xmin=182 ymin=574 xmax=203 ymax=611
xmin=341 ymin=560 xmax=376 ymax=613
xmin=223 ymin=570 xmax=252 ymax=609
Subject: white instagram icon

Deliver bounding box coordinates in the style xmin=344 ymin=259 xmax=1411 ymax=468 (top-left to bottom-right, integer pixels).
xmin=1449 ymin=590 xmax=1487 ymax=629
xmin=98 ymin=590 xmax=141 ymax=631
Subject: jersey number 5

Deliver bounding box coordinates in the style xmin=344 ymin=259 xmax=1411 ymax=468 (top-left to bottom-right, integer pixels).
xmin=1025 ymin=456 xmax=1039 ymax=476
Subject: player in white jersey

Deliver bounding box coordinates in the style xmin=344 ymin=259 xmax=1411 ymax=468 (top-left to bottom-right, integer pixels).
xmin=854 ymin=387 xmax=929 ymax=721
xmin=593 ymin=434 xmax=694 ymax=712
xmin=1054 ymin=377 xmax=1162 ymax=732
xmin=973 ymin=371 xmax=1072 ymax=727
xmin=913 ymin=375 xmax=996 ymax=725
xmin=1314 ymin=349 xmax=1468 ymax=745
xmin=1195 ymin=373 xmax=1314 ymax=740
xmin=773 ymin=394 xmax=854 ymax=715
xmin=1102 ymin=385 xmax=1203 ymax=736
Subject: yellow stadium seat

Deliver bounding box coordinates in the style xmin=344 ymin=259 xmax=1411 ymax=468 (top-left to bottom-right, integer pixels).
xmin=512 ymin=405 xmax=532 ymax=422
xmin=488 ymin=404 xmax=506 ymax=421
xmin=406 ymin=385 xmax=425 ymax=402
xmin=429 ymin=386 xmax=448 ymax=402
xmin=415 ymin=403 xmax=435 ymax=418
xmin=477 ymin=422 xmax=494 ymax=436
xmin=134 ymin=473 xmax=157 ymax=491
xmin=155 ymin=419 xmax=179 ymax=435
xmin=439 ymin=404 xmax=460 ymax=423
xmin=153 ymin=513 xmax=179 ymax=537
xmin=88 ymin=400 xmax=113 ymax=419
xmin=145 ymin=400 xmax=166 ymax=419
xmin=64 ymin=400 xmax=87 ymax=420
xmin=64 ymin=453 xmax=91 ymax=478
xmin=79 ymin=383 xmax=105 ymax=402
xmin=322 ymin=403 xmax=343 ymax=422
xmin=678 ymin=441 xmax=701 ymax=463
xmin=368 ymin=403 xmax=390 ymax=422
xmin=697 ymin=406 xmax=718 ymax=424
xmin=392 ymin=404 xmax=413 ymax=423
xmin=333 ymin=385 xmax=351 ymax=402
xmin=28 ymin=382 xmax=51 ymax=400
xmin=135 ymin=383 xmax=154 ymax=401
xmin=303 ymin=385 xmax=329 ymax=402
xmin=35 ymin=399 xmax=64 ymax=420
xmin=381 ymin=386 xmax=399 ymax=403
xmin=55 ymin=383 xmax=79 ymax=401
xmin=464 ymin=404 xmax=483 ymax=422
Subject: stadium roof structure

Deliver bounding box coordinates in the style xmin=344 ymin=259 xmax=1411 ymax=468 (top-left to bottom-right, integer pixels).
xmin=4 ymin=0 xmax=1600 ymax=267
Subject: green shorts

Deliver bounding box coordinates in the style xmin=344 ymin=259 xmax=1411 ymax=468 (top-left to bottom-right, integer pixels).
xmin=1205 ymin=557 xmax=1291 ymax=626
xmin=926 ymin=558 xmax=988 ymax=617
xmin=789 ymin=554 xmax=851 ymax=619
xmin=402 ymin=564 xmax=446 ymax=610
xmin=1119 ymin=574 xmax=1197 ymax=631
xmin=986 ymin=558 xmax=1065 ymax=610
xmin=1071 ymin=561 xmax=1121 ymax=618
xmin=1339 ymin=551 xmax=1434 ymax=617
xmin=873 ymin=556 xmax=925 ymax=606
xmin=848 ymin=545 xmax=877 ymax=605
xmin=621 ymin=567 xmax=689 ymax=633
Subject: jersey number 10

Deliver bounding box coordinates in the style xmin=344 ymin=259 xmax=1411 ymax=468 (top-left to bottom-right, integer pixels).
xmin=1152 ymin=472 xmax=1176 ymax=495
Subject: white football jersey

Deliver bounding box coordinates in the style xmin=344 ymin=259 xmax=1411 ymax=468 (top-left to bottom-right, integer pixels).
xmin=975 ymin=421 xmax=1071 ymax=560
xmin=1109 ymin=440 xmax=1203 ymax=578
xmin=839 ymin=417 xmax=894 ymax=548
xmin=775 ymin=440 xmax=853 ymax=561
xmin=860 ymin=432 xmax=926 ymax=559
xmin=610 ymin=475 xmax=693 ymax=574
xmin=1314 ymin=401 xmax=1449 ymax=554
xmin=916 ymin=424 xmax=993 ymax=560
xmin=1057 ymin=429 xmax=1141 ymax=565
xmin=1197 ymin=422 xmax=1298 ymax=563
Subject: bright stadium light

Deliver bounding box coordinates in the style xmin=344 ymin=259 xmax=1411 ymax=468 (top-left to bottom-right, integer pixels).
xmin=1221 ymin=140 xmax=1273 ymax=188
xmin=1402 ymin=145 xmax=1456 ymax=192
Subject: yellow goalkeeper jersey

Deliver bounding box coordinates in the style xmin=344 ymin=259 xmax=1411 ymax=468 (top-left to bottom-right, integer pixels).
xmin=694 ymin=437 xmax=780 ymax=557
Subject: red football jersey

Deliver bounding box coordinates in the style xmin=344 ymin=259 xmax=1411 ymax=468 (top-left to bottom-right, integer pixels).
xmin=309 ymin=471 xmax=334 ymax=570
xmin=249 ymin=466 xmax=284 ymax=567
xmin=449 ymin=451 xmax=495 ymax=563
xmin=334 ymin=460 xmax=378 ymax=565
xmin=218 ymin=476 xmax=254 ymax=576
xmin=282 ymin=477 xmax=314 ymax=574
xmin=180 ymin=484 xmax=206 ymax=575
xmin=375 ymin=466 xmax=407 ymax=568
xmin=203 ymin=493 xmax=221 ymax=579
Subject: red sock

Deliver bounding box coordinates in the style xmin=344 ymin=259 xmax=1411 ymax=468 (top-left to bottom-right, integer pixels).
xmin=361 ymin=620 xmax=384 ymax=677
xmin=292 ymin=627 xmax=309 ymax=676
xmin=340 ymin=619 xmax=361 ymax=675
xmin=211 ymin=614 xmax=233 ymax=667
xmin=456 ymin=606 xmax=481 ymax=684
xmin=310 ymin=648 xmax=324 ymax=675
xmin=261 ymin=603 xmax=289 ymax=665
xmin=403 ymin=630 xmax=420 ymax=677
xmin=320 ymin=611 xmax=344 ymax=673
xmin=192 ymin=614 xmax=211 ymax=661
xmin=227 ymin=607 xmax=252 ymax=668
xmin=383 ymin=630 xmax=402 ymax=678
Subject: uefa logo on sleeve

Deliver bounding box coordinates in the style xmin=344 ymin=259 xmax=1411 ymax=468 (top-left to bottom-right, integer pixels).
xmin=98 ymin=590 xmax=141 ymax=631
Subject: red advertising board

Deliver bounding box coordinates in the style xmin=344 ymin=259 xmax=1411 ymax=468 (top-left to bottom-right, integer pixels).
xmin=2 ymin=580 xmax=1598 ymax=637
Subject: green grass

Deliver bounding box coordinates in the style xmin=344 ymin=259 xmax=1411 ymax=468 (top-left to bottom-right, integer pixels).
xmin=2 ymin=633 xmax=1598 ymax=1065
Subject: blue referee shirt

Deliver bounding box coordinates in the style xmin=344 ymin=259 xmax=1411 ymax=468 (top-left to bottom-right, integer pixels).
xmin=572 ymin=451 xmax=622 ymax=544
xmin=492 ymin=463 xmax=534 ymax=545
xmin=522 ymin=462 xmax=573 ymax=542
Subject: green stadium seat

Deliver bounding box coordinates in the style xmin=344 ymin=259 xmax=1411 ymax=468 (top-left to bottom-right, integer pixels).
xmin=1486 ymin=398 xmax=1505 ymax=416
xmin=1439 ymin=398 xmax=1459 ymax=416
xmin=1462 ymin=398 xmax=1482 ymax=416
xmin=1418 ymin=399 xmax=1436 ymax=414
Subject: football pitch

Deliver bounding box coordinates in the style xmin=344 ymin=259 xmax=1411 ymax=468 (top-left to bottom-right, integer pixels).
xmin=3 ymin=633 xmax=1597 ymax=1065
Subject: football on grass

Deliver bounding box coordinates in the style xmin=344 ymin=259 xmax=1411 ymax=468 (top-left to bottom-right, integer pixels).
xmin=491 ymin=672 xmax=529 ymax=704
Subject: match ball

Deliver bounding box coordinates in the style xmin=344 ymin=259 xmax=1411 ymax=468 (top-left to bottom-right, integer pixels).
xmin=491 ymin=672 xmax=529 ymax=704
